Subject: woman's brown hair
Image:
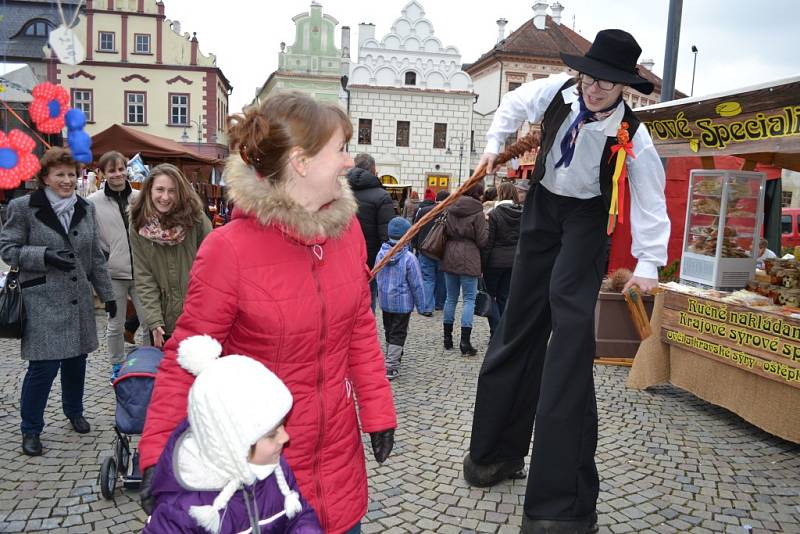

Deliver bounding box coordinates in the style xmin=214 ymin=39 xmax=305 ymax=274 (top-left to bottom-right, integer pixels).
xmin=37 ymin=147 xmax=80 ymax=188
xmin=226 ymin=91 xmax=352 ymax=183
xmin=497 ymin=182 xmax=519 ymax=203
xmin=129 ymin=163 xmax=205 ymax=231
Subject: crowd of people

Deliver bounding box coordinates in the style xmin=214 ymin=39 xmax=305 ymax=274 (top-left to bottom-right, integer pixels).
xmin=0 ymin=28 xmax=671 ymax=534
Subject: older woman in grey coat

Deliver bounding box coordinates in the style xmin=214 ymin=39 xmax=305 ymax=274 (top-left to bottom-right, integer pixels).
xmin=0 ymin=147 xmax=115 ymax=457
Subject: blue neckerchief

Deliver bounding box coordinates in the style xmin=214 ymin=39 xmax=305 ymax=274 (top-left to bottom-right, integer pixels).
xmin=554 ymin=95 xmax=621 ymax=169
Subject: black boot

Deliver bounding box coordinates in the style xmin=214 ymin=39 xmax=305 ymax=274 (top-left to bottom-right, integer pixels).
xmin=460 ymin=326 xmax=477 ymax=356
xmin=22 ymin=433 xmax=42 ymax=456
xmin=443 ymin=323 xmax=454 ymax=350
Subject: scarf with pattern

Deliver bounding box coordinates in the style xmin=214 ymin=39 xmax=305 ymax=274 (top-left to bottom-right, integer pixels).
xmin=554 ymin=95 xmax=621 ymax=169
xmin=138 ymin=216 xmax=186 ymax=246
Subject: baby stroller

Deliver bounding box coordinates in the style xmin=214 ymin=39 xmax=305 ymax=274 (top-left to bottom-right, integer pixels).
xmin=99 ymin=346 xmax=163 ymax=499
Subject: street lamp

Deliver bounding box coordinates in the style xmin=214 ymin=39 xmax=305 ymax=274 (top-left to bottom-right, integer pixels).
xmin=446 ymin=137 xmax=468 ymax=186
xmin=181 ymin=117 xmax=203 ymax=144
xmin=690 ymin=45 xmax=699 ymax=97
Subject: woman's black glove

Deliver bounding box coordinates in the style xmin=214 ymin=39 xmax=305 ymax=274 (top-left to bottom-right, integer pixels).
xmin=370 ymin=429 xmax=395 ymax=464
xmin=105 ymin=301 xmax=117 ymax=319
xmin=140 ymin=466 xmax=155 ymax=515
xmin=44 ymin=249 xmax=75 ymax=271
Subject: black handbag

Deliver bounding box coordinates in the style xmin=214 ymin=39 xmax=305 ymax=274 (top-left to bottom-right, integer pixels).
xmin=474 ymin=277 xmax=494 ymax=318
xmin=0 ymin=267 xmax=24 ymax=338
xmin=419 ymin=213 xmax=447 ymax=261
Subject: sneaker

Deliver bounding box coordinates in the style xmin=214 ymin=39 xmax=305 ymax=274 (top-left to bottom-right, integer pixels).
xmin=386 ymin=368 xmax=399 ymax=381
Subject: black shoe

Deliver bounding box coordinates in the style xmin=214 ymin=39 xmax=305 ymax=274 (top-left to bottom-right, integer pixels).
xmin=419 ymin=311 xmax=433 ymax=317
xmin=68 ymin=415 xmax=91 ymax=434
xmin=22 ymin=433 xmax=42 ymax=456
xmin=463 ymin=452 xmax=526 ymax=487
xmin=443 ymin=323 xmax=454 ymax=350
xmin=520 ymin=512 xmax=598 ymax=534
xmin=460 ymin=327 xmax=478 ymax=356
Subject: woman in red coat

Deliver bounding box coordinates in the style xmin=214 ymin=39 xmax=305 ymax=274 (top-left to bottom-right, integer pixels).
xmin=137 ymin=92 xmax=397 ymax=534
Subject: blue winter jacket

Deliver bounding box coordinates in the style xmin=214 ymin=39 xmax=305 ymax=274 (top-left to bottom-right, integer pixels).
xmin=375 ymin=241 xmax=425 ymax=314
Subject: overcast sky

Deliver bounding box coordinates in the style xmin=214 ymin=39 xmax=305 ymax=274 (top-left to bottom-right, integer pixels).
xmin=163 ymin=0 xmax=796 ymax=112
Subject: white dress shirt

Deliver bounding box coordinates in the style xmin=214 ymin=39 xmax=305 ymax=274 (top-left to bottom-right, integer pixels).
xmin=485 ymin=72 xmax=670 ymax=279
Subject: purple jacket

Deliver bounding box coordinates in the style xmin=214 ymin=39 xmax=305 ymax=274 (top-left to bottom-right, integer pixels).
xmin=144 ymin=420 xmax=322 ymax=534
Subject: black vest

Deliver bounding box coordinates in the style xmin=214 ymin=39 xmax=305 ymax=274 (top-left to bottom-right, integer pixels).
xmin=530 ymin=79 xmax=641 ymax=217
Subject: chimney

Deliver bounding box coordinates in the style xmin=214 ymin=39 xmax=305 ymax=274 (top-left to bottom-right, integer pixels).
xmin=358 ymin=23 xmax=375 ymax=50
xmin=532 ymin=2 xmax=548 ymax=30
xmin=172 ymin=19 xmax=181 ymax=35
xmin=341 ymin=25 xmax=350 ymax=59
xmin=640 ymin=58 xmax=654 ymax=71
xmin=550 ymin=2 xmax=564 ymax=25
xmin=496 ymin=18 xmax=508 ymax=43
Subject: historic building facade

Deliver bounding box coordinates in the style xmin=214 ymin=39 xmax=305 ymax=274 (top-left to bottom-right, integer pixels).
xmin=345 ymin=1 xmax=475 ymax=193
xmin=253 ymin=2 xmax=346 ymax=106
xmin=38 ymin=0 xmax=232 ymax=159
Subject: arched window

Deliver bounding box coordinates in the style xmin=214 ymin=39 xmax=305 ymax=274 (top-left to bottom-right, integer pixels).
xmin=404 ymin=71 xmax=417 ymax=86
xmin=24 ymin=20 xmax=53 ymax=37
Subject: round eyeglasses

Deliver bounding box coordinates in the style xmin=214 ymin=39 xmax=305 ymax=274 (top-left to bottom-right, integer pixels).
xmin=580 ymin=75 xmax=616 ymax=91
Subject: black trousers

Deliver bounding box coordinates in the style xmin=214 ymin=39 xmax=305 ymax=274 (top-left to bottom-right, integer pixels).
xmin=469 ymin=185 xmax=607 ymax=520
xmin=382 ymin=311 xmax=411 ymax=346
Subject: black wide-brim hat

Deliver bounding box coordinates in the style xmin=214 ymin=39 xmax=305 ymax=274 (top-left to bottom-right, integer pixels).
xmin=560 ymin=29 xmax=654 ymax=95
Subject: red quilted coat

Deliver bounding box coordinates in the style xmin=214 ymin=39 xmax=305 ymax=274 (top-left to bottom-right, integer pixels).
xmin=138 ymin=155 xmax=397 ymax=533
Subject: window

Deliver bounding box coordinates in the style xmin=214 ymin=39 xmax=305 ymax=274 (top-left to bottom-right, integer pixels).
xmin=24 ymin=20 xmax=52 ymax=37
xmin=126 ymin=92 xmax=146 ymax=124
xmin=433 ymin=123 xmax=447 ymax=149
xmin=396 ymin=121 xmax=410 ymax=147
xmin=358 ymin=118 xmax=372 ymax=145
xmin=782 ymin=191 xmax=793 ymax=208
xmin=404 ymin=72 xmax=417 ymax=86
xmin=782 ymin=215 xmax=792 ymax=235
xmin=71 ymin=89 xmax=93 ymax=122
xmin=508 ymin=81 xmax=522 ymax=92
xmin=169 ymin=94 xmax=189 ymax=125
xmin=134 ymin=34 xmax=151 ymax=53
xmin=99 ymin=31 xmax=115 ymax=51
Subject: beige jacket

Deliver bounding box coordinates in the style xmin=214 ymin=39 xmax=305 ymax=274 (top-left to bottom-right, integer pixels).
xmin=87 ymin=183 xmax=139 ymax=279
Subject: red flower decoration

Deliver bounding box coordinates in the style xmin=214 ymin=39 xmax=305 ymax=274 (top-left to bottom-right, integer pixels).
xmin=29 ymin=82 xmax=70 ymax=134
xmin=0 ymin=130 xmax=41 ymax=189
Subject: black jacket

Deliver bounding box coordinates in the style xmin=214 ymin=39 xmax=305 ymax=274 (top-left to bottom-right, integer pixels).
xmin=482 ymin=201 xmax=523 ymax=271
xmin=411 ymin=199 xmax=436 ymax=252
xmin=346 ymin=168 xmax=395 ymax=267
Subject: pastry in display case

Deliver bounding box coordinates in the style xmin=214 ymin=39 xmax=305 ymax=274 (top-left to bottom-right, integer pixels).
xmin=680 ymin=170 xmax=766 ymax=290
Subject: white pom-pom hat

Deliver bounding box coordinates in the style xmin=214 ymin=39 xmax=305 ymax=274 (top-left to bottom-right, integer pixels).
xmin=176 ymin=335 xmax=299 ymax=533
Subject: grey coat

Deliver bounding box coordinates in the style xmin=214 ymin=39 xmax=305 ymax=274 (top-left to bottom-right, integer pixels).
xmin=0 ymin=189 xmax=114 ymax=361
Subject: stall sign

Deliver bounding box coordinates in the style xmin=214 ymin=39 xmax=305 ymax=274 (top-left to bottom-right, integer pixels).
xmin=661 ymin=291 xmax=800 ymax=389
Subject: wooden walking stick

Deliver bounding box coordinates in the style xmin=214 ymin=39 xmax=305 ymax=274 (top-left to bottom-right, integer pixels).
xmin=371 ymin=130 xmax=541 ymax=278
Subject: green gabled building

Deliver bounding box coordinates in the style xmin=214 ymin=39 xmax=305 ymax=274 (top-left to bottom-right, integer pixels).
xmin=252 ymin=1 xmax=347 ymax=106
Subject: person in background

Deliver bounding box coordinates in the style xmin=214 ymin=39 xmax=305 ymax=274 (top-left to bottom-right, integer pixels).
xmin=346 ymin=153 xmax=395 ymax=311
xmin=129 ymin=164 xmax=212 ymax=348
xmin=513 ymin=178 xmax=531 ymax=205
xmin=402 ymin=190 xmax=420 ymax=222
xmin=411 ymin=188 xmax=438 ymax=316
xmin=481 ymin=182 xmax=523 ymax=338
xmin=144 ymin=335 xmax=322 ymax=533
xmin=756 ymin=238 xmax=778 ymax=269
xmin=441 ymin=182 xmax=488 ymax=356
xmin=375 ymin=217 xmax=425 ymax=380
xmin=88 ymin=151 xmax=146 ymax=382
xmin=482 ymin=186 xmax=497 ymax=216
xmin=0 ymin=147 xmax=116 ymax=456
xmin=138 ymin=92 xmax=396 ymax=534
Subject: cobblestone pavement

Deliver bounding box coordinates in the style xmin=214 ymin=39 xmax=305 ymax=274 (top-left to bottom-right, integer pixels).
xmin=0 ymin=310 xmax=798 ymax=533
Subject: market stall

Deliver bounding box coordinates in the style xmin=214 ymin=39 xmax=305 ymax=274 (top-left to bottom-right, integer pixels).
xmin=627 ymin=76 xmax=800 ymax=443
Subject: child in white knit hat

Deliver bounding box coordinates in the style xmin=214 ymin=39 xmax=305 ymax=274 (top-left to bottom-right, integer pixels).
xmin=143 ymin=335 xmax=322 ymax=533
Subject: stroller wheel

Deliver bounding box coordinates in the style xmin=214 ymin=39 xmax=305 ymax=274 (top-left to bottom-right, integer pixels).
xmin=115 ymin=437 xmax=130 ymax=473
xmin=100 ymin=456 xmax=117 ymax=499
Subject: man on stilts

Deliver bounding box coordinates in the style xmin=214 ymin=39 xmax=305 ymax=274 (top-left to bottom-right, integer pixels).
xmin=463 ymin=30 xmax=670 ymax=534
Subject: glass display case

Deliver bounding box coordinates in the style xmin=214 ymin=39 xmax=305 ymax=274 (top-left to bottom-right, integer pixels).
xmin=680 ymin=170 xmax=766 ymax=290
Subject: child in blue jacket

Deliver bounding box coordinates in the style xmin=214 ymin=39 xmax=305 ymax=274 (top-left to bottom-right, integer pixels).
xmin=375 ymin=217 xmax=425 ymax=380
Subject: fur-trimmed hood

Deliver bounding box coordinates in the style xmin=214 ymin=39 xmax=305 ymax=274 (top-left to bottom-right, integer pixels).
xmin=224 ymin=155 xmax=357 ymax=243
